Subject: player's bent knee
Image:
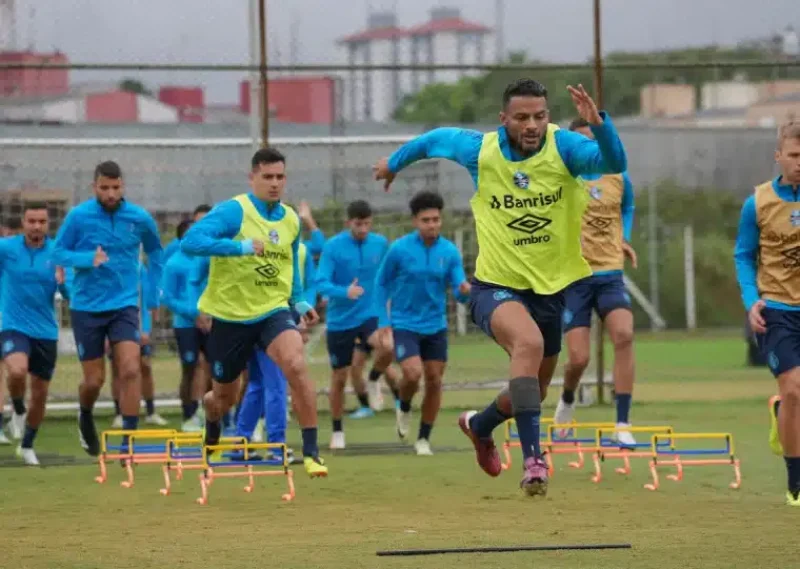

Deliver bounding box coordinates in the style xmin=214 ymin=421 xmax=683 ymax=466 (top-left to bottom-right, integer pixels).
xmin=510 ymin=336 xmax=545 ymax=363
xmin=609 ymin=327 xmax=634 ymax=349
xmin=779 ymin=370 xmax=800 ymax=404
xmin=567 ymin=350 xmax=590 ymax=371
xmin=508 ymin=376 xmax=541 ymax=414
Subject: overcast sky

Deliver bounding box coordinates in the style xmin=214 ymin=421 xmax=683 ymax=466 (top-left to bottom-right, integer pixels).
xmin=9 ymin=0 xmax=798 ymax=103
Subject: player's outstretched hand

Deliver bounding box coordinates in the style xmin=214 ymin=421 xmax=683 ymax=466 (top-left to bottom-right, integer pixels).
xmin=93 ymin=246 xmax=108 ymax=267
xmin=459 ymin=280 xmax=472 ymax=296
xmin=748 ymin=300 xmax=767 ymax=334
xmin=567 ymin=84 xmax=602 ymax=125
xmin=298 ymin=201 xmax=313 ymax=225
xmin=251 ymin=239 xmax=265 ymax=256
xmin=622 ymin=242 xmax=638 ymax=269
xmin=301 ymin=308 xmax=320 ymax=328
xmin=347 ymin=278 xmax=364 ymax=300
xmin=373 ymin=157 xmax=396 ymax=192
xmin=196 ymin=313 xmax=212 ymax=333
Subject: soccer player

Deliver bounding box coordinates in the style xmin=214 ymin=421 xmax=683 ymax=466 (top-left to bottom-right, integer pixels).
xmin=53 ymin=160 xmax=164 ymax=456
xmin=734 ymin=120 xmax=800 ymax=506
xmin=180 ymin=146 xmax=327 ymax=477
xmin=553 ymin=117 xmax=637 ymax=445
xmin=163 ymin=204 xmax=212 ymax=264
xmin=0 ymin=203 xmax=70 ymax=465
xmin=161 ymin=219 xmax=210 ymax=432
xmin=374 ymin=190 xmax=470 ymax=455
xmin=0 ymin=218 xmax=21 ymax=443
xmin=373 ymin=79 xmax=627 ymax=496
xmin=316 ymin=200 xmax=393 ymax=449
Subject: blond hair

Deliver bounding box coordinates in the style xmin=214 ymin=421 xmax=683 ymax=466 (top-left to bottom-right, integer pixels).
xmin=778 ymin=119 xmax=800 ymax=148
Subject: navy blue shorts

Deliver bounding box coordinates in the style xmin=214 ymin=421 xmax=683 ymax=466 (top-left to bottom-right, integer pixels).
xmin=758 ymin=308 xmax=800 ymax=378
xmin=0 ymin=330 xmax=58 ymax=381
xmin=469 ymin=278 xmax=564 ymax=358
xmin=72 ymin=307 xmax=140 ymax=362
xmin=326 ymin=317 xmax=378 ymax=370
xmin=563 ymin=273 xmax=632 ymax=332
xmin=393 ymin=328 xmax=448 ymax=363
xmin=174 ymin=327 xmax=209 ymax=366
xmin=206 ymin=310 xmax=298 ymax=384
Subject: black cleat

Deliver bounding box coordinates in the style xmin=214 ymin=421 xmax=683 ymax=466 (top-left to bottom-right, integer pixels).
xmin=78 ymin=413 xmax=100 ymax=457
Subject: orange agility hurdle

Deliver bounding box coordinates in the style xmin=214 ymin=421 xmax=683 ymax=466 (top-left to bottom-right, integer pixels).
xmin=159 ymin=434 xmax=248 ymax=496
xmin=590 ymin=425 xmax=674 ymax=484
xmin=95 ymin=429 xmax=178 ymax=487
xmin=543 ymin=422 xmax=617 ymax=475
xmin=644 ymin=433 xmax=742 ymax=491
xmin=501 ymin=418 xmax=556 ymax=471
xmin=196 ymin=441 xmax=295 ymax=505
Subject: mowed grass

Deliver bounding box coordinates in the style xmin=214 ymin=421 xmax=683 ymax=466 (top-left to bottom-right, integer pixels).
xmin=1 ymin=329 xmax=792 ymax=569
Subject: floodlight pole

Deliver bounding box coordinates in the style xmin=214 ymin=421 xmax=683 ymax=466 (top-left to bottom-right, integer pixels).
xmin=592 ymin=0 xmax=606 ymax=406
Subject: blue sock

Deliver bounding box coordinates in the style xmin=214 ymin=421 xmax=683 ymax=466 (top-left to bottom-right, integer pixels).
xmin=368 ymin=368 xmax=381 ymax=382
xmin=469 ymin=401 xmax=510 ymax=439
xmin=332 ymin=418 xmax=343 ymax=432
xmin=181 ymin=403 xmax=194 ymax=420
xmin=0 ymin=413 xmax=4 ymax=430
xmin=786 ymin=456 xmax=800 ymax=497
xmin=145 ymin=399 xmax=155 ymax=416
xmin=357 ymin=393 xmax=370 ymax=408
xmin=418 ymin=422 xmax=432 ymax=441
xmin=121 ymin=415 xmax=139 ymax=451
xmin=113 ymin=399 xmax=121 ymax=416
xmin=205 ymin=419 xmax=221 ymax=444
xmin=21 ymin=425 xmax=38 ymax=449
xmin=222 ymin=410 xmax=232 ymax=429
xmin=12 ymin=397 xmax=26 ymax=415
xmin=514 ymin=410 xmax=542 ymax=460
xmin=301 ymin=427 xmax=318 ymax=458
xmin=400 ymin=400 xmax=412 ymax=413
xmin=615 ymin=393 xmax=632 ymax=424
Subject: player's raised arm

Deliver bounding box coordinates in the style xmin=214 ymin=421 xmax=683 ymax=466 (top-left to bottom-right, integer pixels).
xmin=180 ymin=200 xmax=252 ymax=257
xmin=447 ymin=245 xmax=470 ymax=303
xmin=52 ymin=209 xmax=99 ymax=269
xmin=734 ymin=195 xmax=761 ymax=312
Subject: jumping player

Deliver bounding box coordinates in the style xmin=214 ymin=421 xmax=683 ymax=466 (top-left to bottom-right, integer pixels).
xmin=554 ymin=117 xmax=637 ymax=445
xmin=734 ymin=120 xmax=800 ymax=506
xmin=53 ymin=160 xmax=163 ymax=456
xmin=373 ymin=79 xmax=627 ymax=496
xmin=374 ymin=190 xmax=470 ymax=455
xmin=0 ymin=203 xmax=70 ymax=465
xmin=315 ymin=200 xmax=393 ymax=449
xmin=181 ymin=146 xmax=327 ymax=478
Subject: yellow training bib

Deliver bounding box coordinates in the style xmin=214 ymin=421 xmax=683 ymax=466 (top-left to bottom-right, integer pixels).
xmin=198 ymin=195 xmax=299 ymax=321
xmin=472 ymin=125 xmax=591 ymax=293
xmin=580 ymin=174 xmax=625 ymax=272
xmin=755 ymin=180 xmax=800 ymax=306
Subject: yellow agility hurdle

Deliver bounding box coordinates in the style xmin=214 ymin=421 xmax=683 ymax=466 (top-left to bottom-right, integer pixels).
xmin=159 ymin=434 xmax=248 ymax=496
xmin=591 ymin=425 xmax=674 ymax=484
xmin=543 ymin=422 xmax=617 ymax=475
xmin=95 ymin=429 xmax=177 ymax=487
xmin=644 ymin=433 xmax=742 ymax=491
xmin=501 ymin=418 xmax=555 ymax=471
xmin=196 ymin=441 xmax=295 ymax=505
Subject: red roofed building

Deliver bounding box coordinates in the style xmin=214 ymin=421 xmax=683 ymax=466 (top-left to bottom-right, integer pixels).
xmin=338 ymin=7 xmax=493 ymax=122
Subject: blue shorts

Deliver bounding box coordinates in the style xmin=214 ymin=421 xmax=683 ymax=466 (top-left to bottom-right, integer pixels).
xmin=393 ymin=328 xmax=448 ymax=363
xmin=469 ymin=278 xmax=564 ymax=358
xmin=206 ymin=310 xmax=298 ymax=384
xmin=174 ymin=327 xmax=209 ymax=366
xmin=326 ymin=317 xmax=378 ymax=370
xmin=758 ymin=308 xmax=800 ymax=378
xmin=563 ymin=273 xmax=632 ymax=332
xmin=0 ymin=330 xmax=58 ymax=381
xmin=72 ymin=307 xmax=140 ymax=362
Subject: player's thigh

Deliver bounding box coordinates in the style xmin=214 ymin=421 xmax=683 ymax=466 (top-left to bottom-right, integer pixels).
xmin=206 ymin=319 xmax=260 ymax=384
xmin=112 ymin=340 xmax=141 ymax=378
xmin=29 ymin=339 xmax=58 ymax=382
xmin=362 ymin=317 xmax=391 ymax=353
xmin=0 ymin=331 xmax=32 ymax=378
xmin=524 ymin=290 xmax=566 ymax=359
xmin=70 ymin=309 xmax=111 ymax=362
xmin=107 ymin=306 xmax=141 ymax=347
xmin=762 ymin=309 xmax=800 ymax=380
xmin=261 ymin=311 xmax=305 ymax=377
xmin=537 ymin=355 xmax=559 ymax=401
xmin=564 ymin=327 xmax=592 ymax=367
xmin=325 ymin=326 xmax=359 ymax=370
xmin=468 ymin=280 xmax=543 ymax=356
xmin=562 ymin=277 xmax=595 ymax=334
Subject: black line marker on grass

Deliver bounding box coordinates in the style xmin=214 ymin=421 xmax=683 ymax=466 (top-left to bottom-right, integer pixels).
xmin=376 ymin=543 xmax=632 ymax=557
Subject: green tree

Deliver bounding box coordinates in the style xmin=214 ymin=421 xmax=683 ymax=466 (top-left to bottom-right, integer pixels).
xmin=119 ymin=78 xmax=152 ymax=96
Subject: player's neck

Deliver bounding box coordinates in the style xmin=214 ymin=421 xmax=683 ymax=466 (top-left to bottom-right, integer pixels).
xmin=779 ymin=175 xmax=800 ymax=190
xmin=24 ymin=235 xmax=44 ymax=249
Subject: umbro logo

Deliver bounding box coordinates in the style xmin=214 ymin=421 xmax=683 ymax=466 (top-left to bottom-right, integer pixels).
xmin=781 ymin=246 xmax=800 ymax=268
xmin=254 ymin=264 xmax=280 ymax=279
xmin=507 ymin=214 xmax=552 ymax=235
xmin=587 ymin=217 xmax=612 ymax=230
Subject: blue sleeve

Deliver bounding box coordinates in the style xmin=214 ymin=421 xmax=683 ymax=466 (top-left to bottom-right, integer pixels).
xmin=302 ymin=247 xmax=317 ymax=306
xmin=59 ymin=267 xmax=74 ymax=300
xmin=52 ymin=209 xmax=97 ymax=269
xmin=387 ymin=127 xmax=483 ymax=186
xmin=307 ymin=229 xmax=326 ymax=256
xmin=161 ymin=262 xmax=198 ymax=321
xmin=374 ymin=245 xmax=399 ymax=329
xmin=315 ymin=241 xmax=350 ymax=300
xmin=163 ymin=238 xmax=180 ymax=262
xmin=734 ymin=196 xmax=760 ymax=311
xmin=0 ymin=238 xmax=10 ymax=266
xmin=290 ymin=233 xmax=303 ymax=306
xmin=140 ymin=213 xmax=163 ymax=309
xmin=621 ymin=172 xmax=635 ymax=242
xmin=447 ymin=247 xmax=469 ymax=304
xmin=555 ymin=112 xmax=628 ymax=177
xmin=181 ymin=200 xmax=252 ymax=257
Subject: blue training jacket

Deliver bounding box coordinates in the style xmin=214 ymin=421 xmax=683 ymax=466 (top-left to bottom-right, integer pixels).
xmin=0 ymin=236 xmax=70 ymax=340
xmin=315 ymin=230 xmax=388 ymax=331
xmin=161 ymin=247 xmax=202 ymax=329
xmin=163 ymin=237 xmax=181 ymax=264
xmin=53 ymin=198 xmax=163 ymax=313
xmin=374 ymin=231 xmax=468 ymax=334
xmin=734 ymin=176 xmax=800 ymax=312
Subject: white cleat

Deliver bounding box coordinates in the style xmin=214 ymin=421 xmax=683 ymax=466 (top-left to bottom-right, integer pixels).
xmin=251 ymin=419 xmax=265 ymax=443
xmin=0 ymin=429 xmax=11 ymax=445
xmin=414 ymin=439 xmax=434 ymax=456
xmin=145 ymin=413 xmax=168 ymax=426
xmin=368 ymin=380 xmax=384 ymax=412
xmin=613 ymin=423 xmax=637 ymax=448
xmin=181 ymin=416 xmax=203 ymax=433
xmin=553 ymin=398 xmax=575 ymax=438
xmin=111 ymin=415 xmax=123 ymax=429
xmin=16 ymin=445 xmax=40 ymax=466
xmin=329 ymin=431 xmax=346 ymax=450
xmin=9 ymin=412 xmax=26 ymax=440
xmin=396 ymin=407 xmax=411 ymax=441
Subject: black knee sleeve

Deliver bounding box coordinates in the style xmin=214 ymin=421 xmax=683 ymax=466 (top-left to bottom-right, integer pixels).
xmin=508 ymin=376 xmax=541 ymax=415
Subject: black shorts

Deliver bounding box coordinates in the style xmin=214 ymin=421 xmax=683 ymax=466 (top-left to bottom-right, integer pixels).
xmin=71 ymin=307 xmax=140 ymax=362
xmin=758 ymin=308 xmax=800 ymax=378
xmin=469 ymin=278 xmax=565 ymax=358
xmin=325 ymin=317 xmax=379 ymax=370
xmin=393 ymin=328 xmax=448 ymax=363
xmin=174 ymin=327 xmax=209 ymax=366
xmin=206 ymin=310 xmax=298 ymax=384
xmin=0 ymin=330 xmax=58 ymax=381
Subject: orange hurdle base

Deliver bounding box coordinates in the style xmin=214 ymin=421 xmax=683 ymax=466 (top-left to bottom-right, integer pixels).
xmin=644 ymin=458 xmax=742 ymax=491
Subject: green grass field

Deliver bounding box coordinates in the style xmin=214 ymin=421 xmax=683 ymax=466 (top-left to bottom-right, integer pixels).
xmin=1 ymin=330 xmax=793 ymax=569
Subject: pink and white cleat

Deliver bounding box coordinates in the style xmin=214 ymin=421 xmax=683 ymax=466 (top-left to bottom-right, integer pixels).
xmin=458 ymin=411 xmax=502 ymax=477
xmin=520 ymin=457 xmax=549 ymax=496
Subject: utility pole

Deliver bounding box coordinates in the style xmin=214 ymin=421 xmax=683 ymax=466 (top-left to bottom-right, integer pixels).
xmin=258 ymin=0 xmax=269 ymax=146
xmin=592 ymin=0 xmax=606 ymax=405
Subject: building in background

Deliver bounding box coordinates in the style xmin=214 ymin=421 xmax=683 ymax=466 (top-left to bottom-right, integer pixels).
xmin=158 ymin=86 xmax=204 ymax=123
xmin=0 ymin=50 xmax=69 ymax=97
xmin=338 ymin=7 xmax=493 ymax=122
xmin=238 ymin=75 xmax=338 ymax=124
